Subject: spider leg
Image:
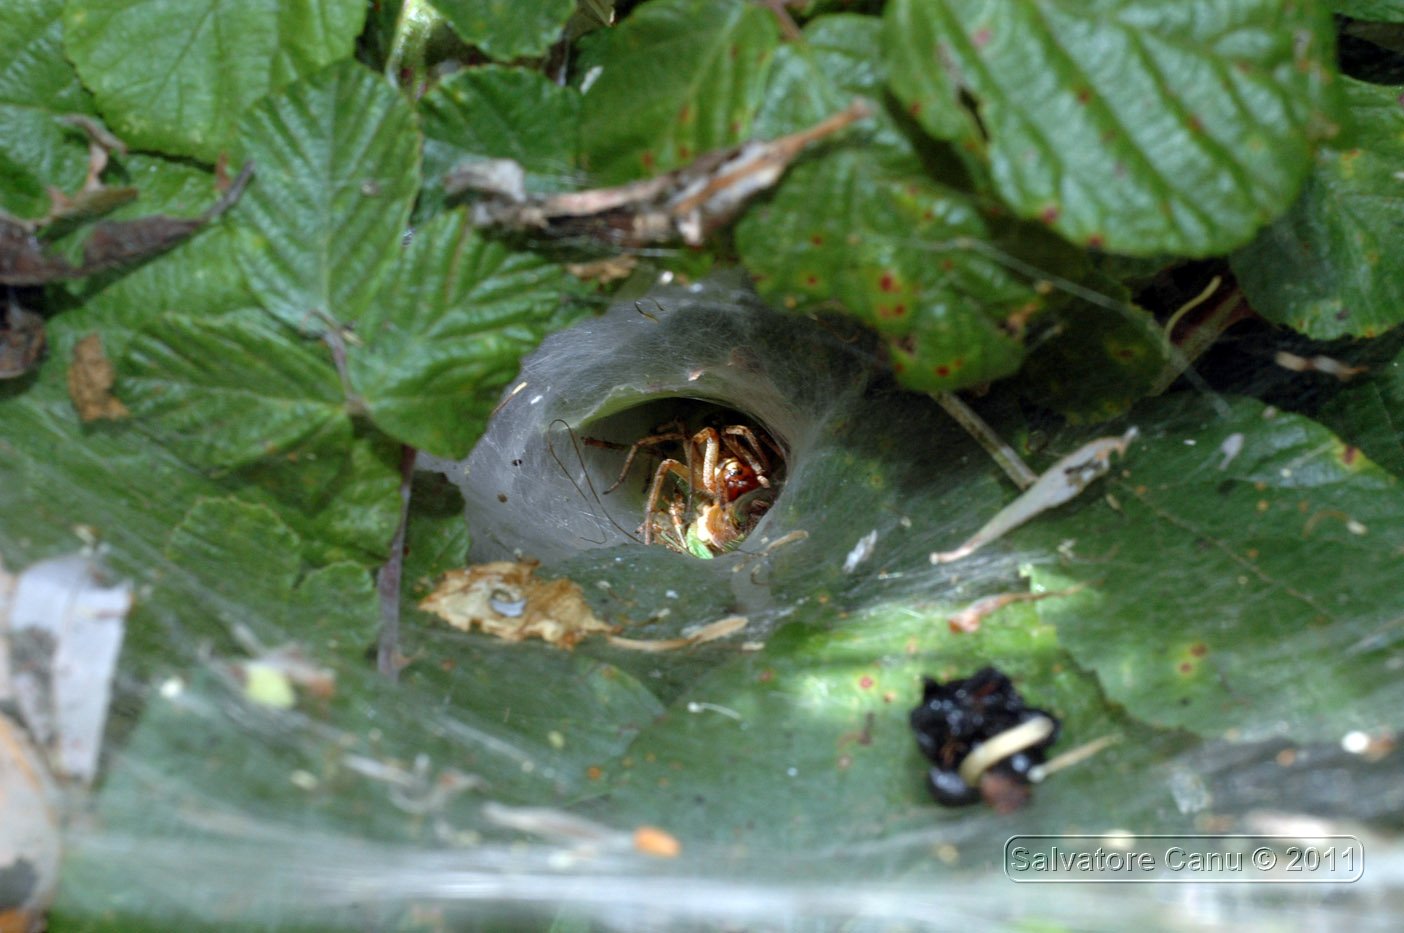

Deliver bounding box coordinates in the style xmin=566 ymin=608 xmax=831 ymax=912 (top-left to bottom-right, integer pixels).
xmin=668 ymin=496 xmax=689 ymax=550
xmin=734 ymin=424 xmax=785 ymax=463
xmin=721 ymin=425 xmax=773 ymax=488
xmin=690 ymin=427 xmax=723 ymax=500
xmin=641 ymin=457 xmax=690 ymax=545
xmin=603 ymin=431 xmax=687 ymax=494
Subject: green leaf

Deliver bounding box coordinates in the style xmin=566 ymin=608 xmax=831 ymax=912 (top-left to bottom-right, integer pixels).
xmin=166 ymin=497 xmax=303 ymax=598
xmin=232 ymin=60 xmax=421 ymax=334
xmin=235 ymin=431 xmax=404 ymax=567
xmin=1016 ymin=277 xmax=1171 ymax=422
xmin=1332 ymin=1 xmax=1404 ymax=20
xmin=1231 ymin=77 xmax=1404 ymax=339
xmin=435 ymin=0 xmax=576 ymax=60
xmin=753 ymin=14 xmax=891 ymax=139
xmin=270 ymin=0 xmax=368 ymax=86
xmin=736 ymin=147 xmax=1058 ymax=393
xmin=165 ymin=496 xmax=382 ymax=642
xmin=62 ymin=0 xmax=366 ymax=164
xmin=1025 ymin=395 xmax=1404 ymax=741
xmin=347 ymin=209 xmax=583 ymax=457
xmin=63 ymin=0 xmax=280 ymax=162
xmin=881 ymin=0 xmax=982 ymax=146
xmin=402 ymin=471 xmax=471 ymax=589
xmin=419 ymin=65 xmax=581 ymax=215
xmin=578 ymin=0 xmax=780 ymax=183
xmin=1317 ymin=352 xmax=1404 ymax=477
xmin=0 ymin=0 xmax=95 ymax=217
xmin=883 ymin=0 xmax=1340 ymax=255
xmin=119 ymin=310 xmax=351 ymax=472
xmin=595 ymin=601 xmax=1184 ymax=851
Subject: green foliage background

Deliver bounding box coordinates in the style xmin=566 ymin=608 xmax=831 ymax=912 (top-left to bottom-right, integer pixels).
xmin=4 ymin=0 xmax=1404 ymax=927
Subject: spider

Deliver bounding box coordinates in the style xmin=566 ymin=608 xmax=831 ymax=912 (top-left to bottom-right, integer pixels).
xmin=602 ymin=419 xmax=783 ymax=558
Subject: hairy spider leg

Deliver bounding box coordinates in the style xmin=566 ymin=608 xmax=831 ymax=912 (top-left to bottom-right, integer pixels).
xmin=602 ymin=431 xmax=687 ymax=495
xmin=641 ymin=457 xmax=692 ymax=545
xmin=718 ymin=425 xmax=773 ymax=490
xmin=667 ymin=496 xmax=689 ymax=550
xmin=692 ymin=428 xmax=722 ymax=501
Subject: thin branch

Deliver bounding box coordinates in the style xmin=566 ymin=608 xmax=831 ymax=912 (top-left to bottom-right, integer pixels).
xmin=377 ymin=444 xmax=417 ymax=681
xmin=936 ymin=391 xmax=1038 ymax=491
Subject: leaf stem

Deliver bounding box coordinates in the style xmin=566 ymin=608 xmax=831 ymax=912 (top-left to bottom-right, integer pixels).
xmin=384 ymin=0 xmax=440 ymax=96
xmin=935 ymin=391 xmax=1037 ymax=490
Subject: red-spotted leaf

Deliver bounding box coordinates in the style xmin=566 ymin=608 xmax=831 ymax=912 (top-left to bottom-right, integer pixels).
xmin=1231 ymin=77 xmax=1404 ymax=339
xmin=1025 ymin=395 xmax=1404 ymax=741
xmin=577 ymin=0 xmax=780 ymax=184
xmin=737 ymin=146 xmax=1069 ymax=393
xmin=883 ymin=0 xmax=1341 ymax=255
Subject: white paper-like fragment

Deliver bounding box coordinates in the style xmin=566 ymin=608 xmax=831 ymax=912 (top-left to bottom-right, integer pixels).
xmin=932 ymin=428 xmax=1139 ymax=564
xmin=842 ymin=530 xmax=878 ymax=573
xmin=0 ymin=562 xmax=13 ymax=704
xmin=6 ymin=554 xmax=132 ymax=783
xmin=1218 ymin=432 xmax=1244 ymax=470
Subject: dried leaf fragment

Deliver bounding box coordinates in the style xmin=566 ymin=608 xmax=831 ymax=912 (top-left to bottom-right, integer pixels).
xmin=0 ymin=161 xmax=253 ymax=285
xmin=1274 ymin=350 xmax=1367 ymax=381
xmin=606 ymin=614 xmax=749 ymax=653
xmin=67 ymin=333 xmax=129 ymax=421
xmin=566 ymin=254 xmax=639 ymax=284
xmin=633 ymin=825 xmax=682 ymax=858
xmin=0 ymin=297 xmax=45 ymax=380
xmin=419 ymin=561 xmax=616 ymax=648
xmin=947 ymin=586 xmax=1084 ymax=633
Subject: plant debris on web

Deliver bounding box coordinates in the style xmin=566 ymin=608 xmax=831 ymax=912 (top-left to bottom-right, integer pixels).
xmin=66 ymin=333 xmax=128 ymax=422
xmin=932 ymin=428 xmax=1139 ymax=564
xmin=449 ymin=101 xmax=870 ymax=248
xmin=419 ymin=560 xmax=617 ymax=648
xmin=910 ymin=666 xmax=1061 ymax=814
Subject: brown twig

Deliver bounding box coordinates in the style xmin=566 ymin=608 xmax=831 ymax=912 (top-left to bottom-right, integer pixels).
xmin=377 ymin=444 xmax=417 ymax=680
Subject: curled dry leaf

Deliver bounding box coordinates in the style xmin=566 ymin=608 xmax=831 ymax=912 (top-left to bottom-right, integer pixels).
xmin=67 ymin=333 xmax=129 ymax=422
xmin=0 ymin=161 xmax=254 ymax=286
xmin=419 ymin=561 xmax=616 ymax=649
xmin=454 ymin=101 xmax=871 ymax=248
xmin=632 ymin=825 xmax=682 ymax=858
xmin=0 ymin=297 xmax=45 ymax=380
xmin=606 ymin=614 xmax=749 ymax=653
xmin=565 ymin=254 xmax=639 ymax=284
xmin=947 ymin=585 xmax=1084 ymax=634
xmin=1274 ymin=350 xmax=1367 ymax=381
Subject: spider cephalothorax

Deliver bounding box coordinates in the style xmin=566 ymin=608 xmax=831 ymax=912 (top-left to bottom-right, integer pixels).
xmin=603 ymin=419 xmax=783 ymax=558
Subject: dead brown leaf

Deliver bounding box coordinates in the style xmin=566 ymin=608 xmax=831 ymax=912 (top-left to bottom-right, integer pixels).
xmin=0 ymin=298 xmax=46 ymax=380
xmin=565 ymin=254 xmax=639 ymax=284
xmin=0 ymin=161 xmax=253 ymax=285
xmin=67 ymin=333 xmax=129 ymax=422
xmin=419 ymin=560 xmax=616 ymax=649
xmin=606 ymin=614 xmax=749 ymax=652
